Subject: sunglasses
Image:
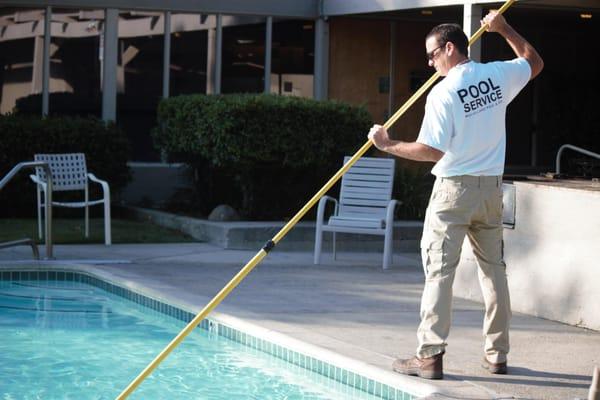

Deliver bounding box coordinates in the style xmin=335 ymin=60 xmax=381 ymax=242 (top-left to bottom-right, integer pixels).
xmin=426 ymin=42 xmax=447 ymax=61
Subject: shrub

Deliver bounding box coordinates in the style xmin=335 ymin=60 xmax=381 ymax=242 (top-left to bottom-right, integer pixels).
xmin=393 ymin=166 xmax=434 ymax=220
xmin=0 ymin=114 xmax=130 ymax=217
xmin=153 ymin=94 xmax=373 ymax=219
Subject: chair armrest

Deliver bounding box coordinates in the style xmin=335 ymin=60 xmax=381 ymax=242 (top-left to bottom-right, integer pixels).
xmin=87 ymin=173 xmax=110 ymax=195
xmin=29 ymin=174 xmax=47 ymax=190
xmin=385 ymin=199 xmax=401 ymax=228
xmin=316 ymin=195 xmax=338 ymax=224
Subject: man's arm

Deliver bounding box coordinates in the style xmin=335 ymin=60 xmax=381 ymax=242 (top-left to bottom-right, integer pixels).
xmin=368 ymin=125 xmax=444 ymax=162
xmin=482 ymin=10 xmax=544 ymax=80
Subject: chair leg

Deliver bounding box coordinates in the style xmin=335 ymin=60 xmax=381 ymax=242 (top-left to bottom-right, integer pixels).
xmin=104 ymin=200 xmax=111 ymax=245
xmin=36 ymin=187 xmax=43 ymax=239
xmin=314 ymin=226 xmax=323 ymax=264
xmin=84 ymin=186 xmax=89 ymax=238
xmin=383 ymin=230 xmax=393 ymax=270
xmin=332 ymin=232 xmax=337 ymax=260
xmin=84 ymin=207 xmax=90 ymax=238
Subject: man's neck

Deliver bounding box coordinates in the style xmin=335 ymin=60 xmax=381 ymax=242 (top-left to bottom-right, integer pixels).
xmin=450 ymin=56 xmax=470 ymax=70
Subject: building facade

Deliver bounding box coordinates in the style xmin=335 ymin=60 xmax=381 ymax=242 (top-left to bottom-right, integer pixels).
xmin=0 ymin=0 xmax=598 ymax=176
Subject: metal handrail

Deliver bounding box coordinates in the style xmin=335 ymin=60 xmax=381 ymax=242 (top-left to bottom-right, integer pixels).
xmin=556 ymin=144 xmax=600 ymax=175
xmin=0 ymin=161 xmax=53 ymax=259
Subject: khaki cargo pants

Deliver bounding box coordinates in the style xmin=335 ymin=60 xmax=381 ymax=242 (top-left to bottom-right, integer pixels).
xmin=417 ymin=175 xmax=510 ymax=364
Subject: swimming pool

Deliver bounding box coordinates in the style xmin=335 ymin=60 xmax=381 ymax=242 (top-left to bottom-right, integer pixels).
xmin=0 ymin=269 xmax=416 ymax=400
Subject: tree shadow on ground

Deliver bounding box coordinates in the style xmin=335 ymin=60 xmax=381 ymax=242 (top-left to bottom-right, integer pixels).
xmin=448 ymin=366 xmax=591 ymax=389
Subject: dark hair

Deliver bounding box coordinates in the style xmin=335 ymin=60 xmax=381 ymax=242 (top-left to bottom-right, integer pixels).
xmin=426 ymin=23 xmax=469 ymax=57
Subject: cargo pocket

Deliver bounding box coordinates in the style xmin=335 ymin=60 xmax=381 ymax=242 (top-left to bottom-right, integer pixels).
xmin=422 ymin=238 xmax=444 ymax=278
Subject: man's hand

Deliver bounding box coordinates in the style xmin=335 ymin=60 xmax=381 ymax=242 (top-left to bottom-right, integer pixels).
xmin=367 ymin=124 xmax=444 ymax=162
xmin=368 ymin=124 xmax=393 ymax=151
xmin=481 ymin=10 xmax=508 ymax=34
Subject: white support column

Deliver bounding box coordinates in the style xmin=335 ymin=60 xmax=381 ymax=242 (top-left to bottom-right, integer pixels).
xmin=215 ymin=13 xmax=223 ymax=94
xmin=32 ymin=37 xmax=43 ymax=93
xmin=102 ymin=8 xmax=118 ymax=122
xmin=163 ymin=11 xmax=171 ymax=99
xmin=264 ymin=16 xmax=272 ymax=93
xmin=206 ymin=21 xmax=215 ymax=94
xmin=463 ymin=3 xmax=482 ymax=62
xmin=314 ymin=17 xmax=329 ymax=100
xmin=116 ymin=40 xmax=125 ymax=93
xmin=388 ymin=21 xmax=396 ymax=119
xmin=42 ymin=6 xmax=51 ymax=116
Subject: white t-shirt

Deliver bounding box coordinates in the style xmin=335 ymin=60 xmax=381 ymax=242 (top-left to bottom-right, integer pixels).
xmin=416 ymin=58 xmax=531 ymax=177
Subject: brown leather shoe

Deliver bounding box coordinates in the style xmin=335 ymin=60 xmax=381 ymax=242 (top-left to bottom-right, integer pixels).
xmin=392 ymin=353 xmax=443 ymax=380
xmin=482 ymin=358 xmax=507 ymax=374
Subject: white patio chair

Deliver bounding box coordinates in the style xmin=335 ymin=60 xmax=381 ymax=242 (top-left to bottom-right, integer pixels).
xmin=29 ymin=153 xmax=112 ymax=245
xmin=314 ymin=156 xmax=400 ymax=270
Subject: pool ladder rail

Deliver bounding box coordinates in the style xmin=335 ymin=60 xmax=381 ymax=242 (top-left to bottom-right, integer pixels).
xmin=0 ymin=161 xmax=54 ymax=260
xmin=543 ymin=144 xmax=600 ymax=179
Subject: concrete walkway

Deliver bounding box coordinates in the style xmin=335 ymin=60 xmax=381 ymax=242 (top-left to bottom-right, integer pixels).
xmin=2 ymin=243 xmax=598 ymax=399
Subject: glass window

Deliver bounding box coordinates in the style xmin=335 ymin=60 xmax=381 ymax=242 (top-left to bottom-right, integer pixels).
xmin=0 ymin=7 xmax=104 ymax=117
xmin=170 ymin=14 xmax=207 ymax=96
xmin=117 ymin=10 xmax=164 ymax=161
xmin=219 ymin=18 xmax=315 ymax=97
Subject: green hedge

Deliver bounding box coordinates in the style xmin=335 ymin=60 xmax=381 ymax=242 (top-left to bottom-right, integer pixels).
xmin=153 ymin=94 xmax=373 ymax=219
xmin=0 ymin=114 xmax=130 ymax=217
xmin=393 ymin=166 xmax=434 ymax=220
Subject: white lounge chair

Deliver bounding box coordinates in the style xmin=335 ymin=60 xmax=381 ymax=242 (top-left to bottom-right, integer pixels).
xmin=314 ymin=156 xmax=400 ymax=270
xmin=30 ymin=153 xmax=112 ymax=245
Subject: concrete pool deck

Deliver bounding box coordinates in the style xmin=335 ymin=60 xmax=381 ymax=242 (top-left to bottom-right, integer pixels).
xmin=2 ymin=242 xmax=598 ymax=399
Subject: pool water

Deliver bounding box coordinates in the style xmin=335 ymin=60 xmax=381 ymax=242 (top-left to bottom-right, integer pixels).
xmin=0 ymin=279 xmax=385 ymax=400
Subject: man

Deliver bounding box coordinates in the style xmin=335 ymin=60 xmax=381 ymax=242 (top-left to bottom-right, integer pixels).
xmin=368 ymin=11 xmax=543 ymax=380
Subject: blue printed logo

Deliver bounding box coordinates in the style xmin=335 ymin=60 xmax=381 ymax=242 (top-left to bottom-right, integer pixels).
xmin=457 ymin=78 xmax=503 ymax=115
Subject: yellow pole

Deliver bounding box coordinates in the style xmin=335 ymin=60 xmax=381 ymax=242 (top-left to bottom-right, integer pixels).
xmin=116 ymin=1 xmax=515 ymax=398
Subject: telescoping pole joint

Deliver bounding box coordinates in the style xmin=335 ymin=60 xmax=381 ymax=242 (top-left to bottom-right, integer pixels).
xmin=262 ymin=240 xmax=276 ymax=253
